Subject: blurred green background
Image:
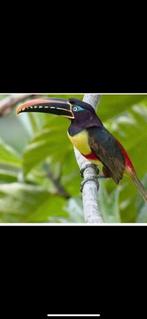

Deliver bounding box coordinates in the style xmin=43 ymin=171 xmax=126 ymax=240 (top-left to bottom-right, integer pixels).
xmin=0 ymin=94 xmax=147 ymax=223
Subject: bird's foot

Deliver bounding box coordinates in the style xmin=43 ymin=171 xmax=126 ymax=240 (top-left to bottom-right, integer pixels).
xmin=80 ymin=164 xmax=99 ymax=177
xmin=80 ymin=164 xmax=100 ymax=192
xmin=80 ymin=177 xmax=99 ymax=192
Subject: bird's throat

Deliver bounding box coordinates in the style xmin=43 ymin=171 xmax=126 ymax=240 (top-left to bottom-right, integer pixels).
xmin=67 ymin=129 xmax=91 ymax=155
xmin=67 ymin=129 xmax=99 ymax=164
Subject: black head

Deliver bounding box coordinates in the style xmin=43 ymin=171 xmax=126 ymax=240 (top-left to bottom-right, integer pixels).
xmin=69 ymin=98 xmax=96 ymax=114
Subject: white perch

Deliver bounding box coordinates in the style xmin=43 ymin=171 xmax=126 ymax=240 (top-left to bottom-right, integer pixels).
xmin=74 ymin=94 xmax=103 ymax=223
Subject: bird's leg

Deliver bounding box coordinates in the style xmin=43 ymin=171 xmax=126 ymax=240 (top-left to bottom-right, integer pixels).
xmin=80 ymin=164 xmax=100 ymax=192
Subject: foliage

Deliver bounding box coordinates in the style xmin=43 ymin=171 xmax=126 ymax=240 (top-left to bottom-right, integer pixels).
xmin=0 ymin=94 xmax=147 ymax=223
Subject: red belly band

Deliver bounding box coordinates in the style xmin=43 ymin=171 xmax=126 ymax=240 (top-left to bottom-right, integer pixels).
xmin=82 ymin=152 xmax=99 ymax=160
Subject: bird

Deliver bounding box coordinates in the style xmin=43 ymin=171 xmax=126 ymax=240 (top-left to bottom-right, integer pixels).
xmin=16 ymin=97 xmax=147 ymax=201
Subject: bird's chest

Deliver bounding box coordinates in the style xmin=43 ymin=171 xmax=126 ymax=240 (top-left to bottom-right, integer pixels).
xmin=67 ymin=130 xmax=91 ymax=155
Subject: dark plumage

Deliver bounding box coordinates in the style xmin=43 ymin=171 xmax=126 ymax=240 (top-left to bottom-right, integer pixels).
xmin=88 ymin=126 xmax=125 ymax=183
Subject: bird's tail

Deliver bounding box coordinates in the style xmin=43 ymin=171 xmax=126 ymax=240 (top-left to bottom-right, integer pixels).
xmin=117 ymin=140 xmax=147 ymax=202
xmin=126 ymin=167 xmax=147 ymax=202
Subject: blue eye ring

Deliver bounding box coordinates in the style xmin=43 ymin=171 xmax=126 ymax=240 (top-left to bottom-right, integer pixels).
xmin=73 ymin=106 xmax=78 ymax=111
xmin=73 ymin=105 xmax=84 ymax=112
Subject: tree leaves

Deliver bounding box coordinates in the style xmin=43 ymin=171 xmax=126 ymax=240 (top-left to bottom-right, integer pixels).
xmin=98 ymin=94 xmax=147 ymax=121
xmin=98 ymin=181 xmax=121 ymax=222
xmin=0 ymin=138 xmax=21 ymax=168
xmin=0 ymin=168 xmax=18 ymax=183
xmin=23 ymin=120 xmax=71 ymax=175
xmin=0 ymin=182 xmax=67 ymax=222
xmin=102 ymin=98 xmax=147 ymax=222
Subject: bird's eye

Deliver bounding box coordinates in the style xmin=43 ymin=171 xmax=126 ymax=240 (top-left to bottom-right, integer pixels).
xmin=73 ymin=106 xmax=78 ymax=112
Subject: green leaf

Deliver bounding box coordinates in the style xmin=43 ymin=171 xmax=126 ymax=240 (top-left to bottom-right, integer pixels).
xmin=136 ymin=203 xmax=147 ymax=223
xmin=101 ymin=101 xmax=147 ymax=222
xmin=32 ymin=196 xmax=68 ymax=222
xmin=0 ymin=168 xmax=18 ymax=183
xmin=0 ymin=182 xmax=67 ymax=222
xmin=23 ymin=118 xmax=71 ymax=175
xmin=61 ymin=150 xmax=80 ymax=195
xmin=0 ymin=138 xmax=21 ymax=167
xmin=98 ymin=94 xmax=147 ymax=121
xmin=99 ymin=180 xmax=121 ymax=222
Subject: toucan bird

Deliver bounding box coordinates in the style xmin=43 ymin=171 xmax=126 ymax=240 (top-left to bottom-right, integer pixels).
xmin=16 ymin=97 xmax=147 ymax=201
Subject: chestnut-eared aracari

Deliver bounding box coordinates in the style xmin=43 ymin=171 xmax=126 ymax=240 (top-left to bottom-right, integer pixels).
xmin=16 ymin=97 xmax=147 ymax=201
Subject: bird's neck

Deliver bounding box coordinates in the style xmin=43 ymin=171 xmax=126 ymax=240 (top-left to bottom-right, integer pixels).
xmin=68 ymin=115 xmax=102 ymax=136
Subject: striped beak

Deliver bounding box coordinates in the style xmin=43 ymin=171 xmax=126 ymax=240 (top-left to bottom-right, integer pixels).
xmin=16 ymin=98 xmax=74 ymax=119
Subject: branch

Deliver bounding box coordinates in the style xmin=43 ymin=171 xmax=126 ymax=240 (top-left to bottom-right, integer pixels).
xmin=0 ymin=94 xmax=40 ymax=116
xmin=74 ymin=94 xmax=103 ymax=223
xmin=46 ymin=169 xmax=70 ymax=199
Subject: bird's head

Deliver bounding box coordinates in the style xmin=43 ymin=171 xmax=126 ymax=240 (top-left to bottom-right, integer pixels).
xmin=16 ymin=97 xmax=96 ymax=121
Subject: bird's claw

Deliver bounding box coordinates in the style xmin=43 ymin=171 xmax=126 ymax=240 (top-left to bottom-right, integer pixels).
xmin=80 ymin=164 xmax=99 ymax=177
xmin=80 ymin=164 xmax=100 ymax=192
xmin=80 ymin=177 xmax=99 ymax=192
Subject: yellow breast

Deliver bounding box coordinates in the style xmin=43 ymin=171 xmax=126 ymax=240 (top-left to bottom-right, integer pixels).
xmin=67 ymin=130 xmax=91 ymax=155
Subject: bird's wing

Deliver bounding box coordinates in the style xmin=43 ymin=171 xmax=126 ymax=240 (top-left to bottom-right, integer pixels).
xmin=88 ymin=126 xmax=125 ymax=184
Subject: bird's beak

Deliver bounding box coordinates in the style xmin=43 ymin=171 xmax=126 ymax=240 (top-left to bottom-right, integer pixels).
xmin=16 ymin=98 xmax=75 ymax=119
